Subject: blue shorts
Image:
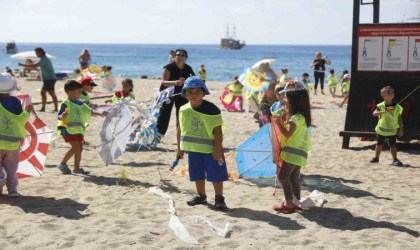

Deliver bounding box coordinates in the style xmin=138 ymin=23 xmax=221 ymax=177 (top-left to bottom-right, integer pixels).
xmin=188 ymin=152 xmax=228 ymax=182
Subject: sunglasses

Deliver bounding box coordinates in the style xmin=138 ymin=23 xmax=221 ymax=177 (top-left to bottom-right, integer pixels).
xmin=176 ymin=54 xmax=186 ymax=57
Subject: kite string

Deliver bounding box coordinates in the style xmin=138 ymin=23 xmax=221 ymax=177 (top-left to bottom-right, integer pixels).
xmin=398 ymin=84 xmax=420 ymax=104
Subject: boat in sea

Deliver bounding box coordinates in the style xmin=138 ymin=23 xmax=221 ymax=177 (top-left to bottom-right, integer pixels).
xmin=220 ymin=24 xmax=245 ymax=50
xmin=3 ymin=40 xmax=17 ymax=54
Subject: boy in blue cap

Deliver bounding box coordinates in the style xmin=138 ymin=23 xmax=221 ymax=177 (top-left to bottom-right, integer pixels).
xmin=177 ymin=76 xmax=228 ymax=210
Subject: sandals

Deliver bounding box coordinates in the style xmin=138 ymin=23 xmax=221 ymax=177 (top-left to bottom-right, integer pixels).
xmin=272 ymin=203 xmax=298 ymax=214
xmin=58 ymin=164 xmax=71 ymax=174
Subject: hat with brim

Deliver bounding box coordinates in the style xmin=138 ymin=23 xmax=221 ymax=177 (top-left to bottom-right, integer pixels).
xmin=181 ymin=76 xmax=210 ymax=97
xmin=80 ymin=76 xmax=98 ymax=86
xmin=279 ymin=79 xmax=307 ymax=94
xmin=0 ymin=73 xmax=17 ymax=93
xmin=343 ymin=74 xmax=351 ymax=79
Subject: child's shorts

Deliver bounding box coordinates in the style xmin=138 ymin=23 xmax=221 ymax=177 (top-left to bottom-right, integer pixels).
xmin=376 ymin=134 xmax=396 ymax=147
xmin=63 ymin=135 xmax=84 ymax=142
xmin=188 ymin=152 xmax=228 ymax=182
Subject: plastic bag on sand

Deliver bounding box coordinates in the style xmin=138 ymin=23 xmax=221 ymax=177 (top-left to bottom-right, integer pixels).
xmin=186 ymin=215 xmax=232 ymax=238
xmin=299 ymin=190 xmax=326 ymax=209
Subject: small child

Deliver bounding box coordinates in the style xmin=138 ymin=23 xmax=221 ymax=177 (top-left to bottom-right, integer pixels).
xmin=370 ymin=86 xmax=404 ymax=166
xmin=0 ymin=73 xmax=32 ymax=197
xmin=327 ymin=69 xmax=339 ymax=97
xmin=177 ymin=76 xmax=228 ymax=210
xmin=270 ymin=83 xmax=286 ymax=115
xmin=57 ymin=80 xmax=106 ymax=174
xmin=109 ymin=78 xmax=135 ymax=104
xmin=273 ymin=84 xmax=311 ymax=213
xmin=339 ymin=74 xmax=351 ymax=107
xmin=198 ymin=64 xmax=207 ymax=83
xmin=220 ymin=76 xmax=244 ymax=112
xmin=79 ymin=76 xmax=98 ymax=108
xmin=106 ymin=66 xmax=113 ymax=76
xmin=73 ymin=68 xmax=82 ymax=80
xmin=301 ymin=73 xmax=312 ymax=95
xmin=279 ymin=68 xmax=289 ymax=83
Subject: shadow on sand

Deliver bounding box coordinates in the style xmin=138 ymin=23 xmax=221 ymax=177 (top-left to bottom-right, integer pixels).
xmin=300 ymin=207 xmax=419 ymax=237
xmin=1 ymin=195 xmax=88 ymax=220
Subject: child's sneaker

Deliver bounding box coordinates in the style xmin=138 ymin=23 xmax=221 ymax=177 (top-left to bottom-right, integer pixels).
xmin=370 ymin=157 xmax=379 ymax=163
xmin=186 ymin=194 xmax=207 ymax=206
xmin=392 ymin=159 xmax=404 ymax=167
xmin=214 ymin=195 xmax=228 ymax=211
xmin=8 ymin=190 xmax=19 ymax=198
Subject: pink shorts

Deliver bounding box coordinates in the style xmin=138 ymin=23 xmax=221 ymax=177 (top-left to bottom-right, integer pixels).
xmin=63 ymin=135 xmax=84 ymax=142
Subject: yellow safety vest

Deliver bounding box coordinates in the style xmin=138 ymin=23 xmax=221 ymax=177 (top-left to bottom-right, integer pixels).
xmin=0 ymin=104 xmax=30 ymax=150
xmin=198 ymin=69 xmax=207 ymax=81
xmin=342 ymin=81 xmax=350 ymax=93
xmin=327 ymin=75 xmax=338 ymax=87
xmin=179 ymin=103 xmax=225 ymax=153
xmin=79 ymin=92 xmax=90 ymax=105
xmin=228 ymin=83 xmax=243 ymax=97
xmin=57 ymin=99 xmax=91 ymax=135
xmin=375 ymin=102 xmax=403 ymax=136
xmin=280 ymin=113 xmax=311 ymax=167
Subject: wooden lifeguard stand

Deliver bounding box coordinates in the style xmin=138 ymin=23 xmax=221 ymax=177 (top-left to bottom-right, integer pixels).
xmin=339 ymin=0 xmax=420 ymax=148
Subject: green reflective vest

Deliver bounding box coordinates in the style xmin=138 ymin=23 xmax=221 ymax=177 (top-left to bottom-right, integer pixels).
xmin=327 ymin=75 xmax=338 ymax=87
xmin=375 ymin=102 xmax=403 ymax=136
xmin=179 ymin=103 xmax=225 ymax=153
xmin=280 ymin=113 xmax=311 ymax=167
xmin=57 ymin=99 xmax=91 ymax=135
xmin=0 ymin=104 xmax=30 ymax=150
xmin=79 ymin=92 xmax=90 ymax=105
xmin=228 ymin=83 xmax=243 ymax=97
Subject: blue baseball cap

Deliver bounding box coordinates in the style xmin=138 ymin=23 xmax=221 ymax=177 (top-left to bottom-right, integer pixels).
xmin=181 ymin=76 xmax=210 ymax=97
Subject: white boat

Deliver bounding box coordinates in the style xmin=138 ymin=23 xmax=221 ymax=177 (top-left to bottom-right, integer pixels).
xmin=3 ymin=40 xmax=18 ymax=54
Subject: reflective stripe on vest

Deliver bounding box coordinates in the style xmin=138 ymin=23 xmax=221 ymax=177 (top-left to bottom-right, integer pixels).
xmin=377 ymin=126 xmax=396 ymax=133
xmin=282 ymin=146 xmax=308 ymax=159
xmin=67 ymin=122 xmax=85 ymax=129
xmin=181 ymin=135 xmax=214 ymax=146
xmin=0 ymin=134 xmax=22 ymax=142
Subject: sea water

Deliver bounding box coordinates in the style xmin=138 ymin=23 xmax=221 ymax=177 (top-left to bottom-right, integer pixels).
xmin=1 ymin=43 xmax=351 ymax=82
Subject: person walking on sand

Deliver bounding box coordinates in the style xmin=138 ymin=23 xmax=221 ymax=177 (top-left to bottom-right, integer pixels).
xmin=327 ymin=69 xmax=339 ymax=97
xmin=156 ymin=49 xmax=195 ymax=139
xmin=309 ymin=52 xmax=331 ymax=95
xmin=57 ymin=80 xmax=106 ymax=175
xmin=198 ymin=64 xmax=207 ymax=83
xmin=0 ymin=73 xmax=32 ymax=198
xmin=18 ymin=47 xmax=58 ymax=112
xmin=339 ymin=74 xmax=351 ymax=107
xmin=177 ymin=76 xmax=228 ymax=210
xmin=272 ymin=82 xmax=311 ymax=214
xmin=370 ymin=86 xmax=404 ymax=166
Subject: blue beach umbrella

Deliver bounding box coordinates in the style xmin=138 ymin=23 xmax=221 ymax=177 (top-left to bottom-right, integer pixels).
xmin=235 ymin=124 xmax=277 ymax=178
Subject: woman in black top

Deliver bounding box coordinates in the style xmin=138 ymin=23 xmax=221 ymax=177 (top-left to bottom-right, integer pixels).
xmin=310 ymin=52 xmax=331 ymax=95
xmin=156 ymin=49 xmax=195 ymax=137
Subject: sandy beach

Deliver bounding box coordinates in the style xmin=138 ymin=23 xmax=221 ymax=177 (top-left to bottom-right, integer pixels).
xmin=0 ymin=76 xmax=419 ymax=249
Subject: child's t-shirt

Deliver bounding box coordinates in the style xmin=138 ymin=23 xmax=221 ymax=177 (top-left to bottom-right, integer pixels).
xmin=0 ymin=96 xmax=23 ymax=115
xmin=192 ymin=100 xmax=220 ymax=115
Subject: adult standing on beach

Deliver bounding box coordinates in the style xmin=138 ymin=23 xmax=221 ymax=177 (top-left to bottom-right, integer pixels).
xmin=79 ymin=49 xmax=91 ymax=70
xmin=18 ymin=47 xmax=58 ymax=112
xmin=309 ymin=51 xmax=331 ymax=95
xmin=156 ymin=49 xmax=195 ymax=138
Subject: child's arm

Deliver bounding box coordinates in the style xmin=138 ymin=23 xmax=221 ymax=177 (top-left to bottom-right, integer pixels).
xmin=176 ymin=125 xmax=184 ymax=159
xmin=277 ymin=115 xmax=297 ymax=138
xmin=212 ymin=125 xmax=223 ymax=162
xmin=398 ymin=115 xmax=404 ymax=137
xmin=91 ymin=109 xmax=107 ymax=116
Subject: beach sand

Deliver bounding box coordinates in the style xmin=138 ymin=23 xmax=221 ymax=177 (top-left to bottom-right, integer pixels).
xmin=0 ymin=77 xmax=419 ymax=249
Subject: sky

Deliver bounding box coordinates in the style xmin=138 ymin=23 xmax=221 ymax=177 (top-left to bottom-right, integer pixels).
xmin=1 ymin=0 xmax=419 ymax=45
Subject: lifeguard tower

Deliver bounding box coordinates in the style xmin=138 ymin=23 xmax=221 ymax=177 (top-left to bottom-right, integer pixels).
xmin=339 ymin=0 xmax=420 ymax=148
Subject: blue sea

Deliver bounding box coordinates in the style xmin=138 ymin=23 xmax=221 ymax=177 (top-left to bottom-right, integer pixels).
xmin=1 ymin=43 xmax=351 ymax=82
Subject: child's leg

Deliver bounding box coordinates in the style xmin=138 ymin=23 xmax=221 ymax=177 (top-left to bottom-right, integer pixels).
xmin=278 ymin=161 xmax=296 ymax=208
xmin=61 ymin=141 xmax=77 ymax=165
xmin=212 ymin=182 xmax=223 ymax=196
xmin=289 ymin=165 xmax=301 ymax=201
xmin=195 ymin=180 xmax=206 ymax=196
xmin=332 ymin=87 xmax=336 ymax=97
xmin=2 ymin=150 xmax=20 ymax=193
xmin=374 ymin=145 xmax=383 ymax=158
xmin=390 ymin=147 xmax=397 ymax=159
xmin=329 ymin=87 xmax=334 ymax=97
xmin=72 ymin=141 xmax=83 ymax=171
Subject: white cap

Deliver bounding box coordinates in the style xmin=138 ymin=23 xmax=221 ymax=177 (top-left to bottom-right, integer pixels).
xmin=343 ymin=74 xmax=351 ymax=79
xmin=0 ymin=73 xmax=17 ymax=93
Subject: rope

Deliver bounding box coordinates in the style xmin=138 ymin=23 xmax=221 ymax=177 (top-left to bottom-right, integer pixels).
xmin=397 ymin=84 xmax=420 ymax=104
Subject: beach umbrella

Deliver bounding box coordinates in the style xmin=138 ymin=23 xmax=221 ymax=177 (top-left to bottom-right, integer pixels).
xmin=96 ymin=102 xmax=135 ymax=166
xmin=11 ymin=51 xmax=56 ymax=60
xmin=250 ymin=58 xmax=276 ymax=71
xmin=235 ymin=124 xmax=277 ymax=178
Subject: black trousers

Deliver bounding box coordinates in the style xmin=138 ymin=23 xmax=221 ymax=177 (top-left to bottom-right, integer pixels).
xmin=156 ymin=94 xmax=188 ymax=136
xmin=314 ymin=71 xmax=325 ymax=90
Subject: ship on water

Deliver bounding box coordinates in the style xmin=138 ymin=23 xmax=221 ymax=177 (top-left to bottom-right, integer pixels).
xmin=220 ymin=24 xmax=245 ymax=50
